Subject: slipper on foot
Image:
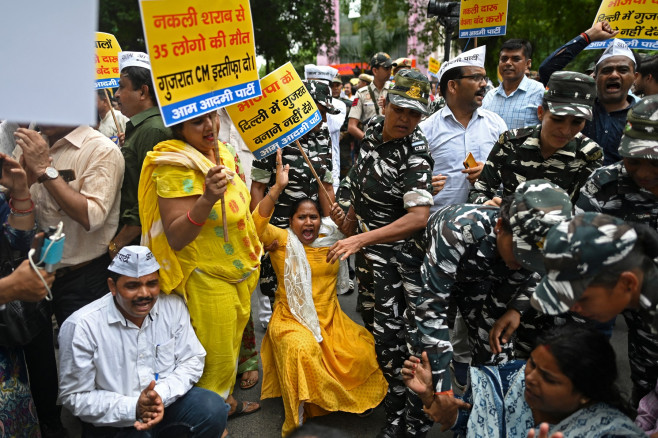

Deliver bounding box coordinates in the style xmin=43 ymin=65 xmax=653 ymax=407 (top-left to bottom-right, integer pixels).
xmin=228 ymin=400 xmax=260 ymax=419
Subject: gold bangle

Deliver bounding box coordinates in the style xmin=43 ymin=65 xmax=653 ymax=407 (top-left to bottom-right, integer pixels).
xmin=267 ymin=191 xmax=277 ymax=203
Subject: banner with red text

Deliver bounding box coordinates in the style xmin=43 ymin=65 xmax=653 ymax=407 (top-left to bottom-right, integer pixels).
xmin=95 ymin=32 xmax=121 ymax=89
xmin=459 ymin=0 xmax=509 ymax=38
xmin=139 ymin=0 xmax=261 ymax=126
xmin=587 ymin=0 xmax=658 ymax=50
xmin=225 ymin=62 xmax=322 ymax=159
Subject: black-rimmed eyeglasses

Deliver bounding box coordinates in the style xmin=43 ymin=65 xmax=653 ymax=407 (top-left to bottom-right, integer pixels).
xmin=457 ymin=74 xmax=488 ymax=83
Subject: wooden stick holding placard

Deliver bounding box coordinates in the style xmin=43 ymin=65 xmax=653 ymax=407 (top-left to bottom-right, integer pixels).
xmin=103 ymin=88 xmax=122 ymax=136
xmin=211 ymin=114 xmax=229 ymax=243
xmin=294 ymin=140 xmax=332 ymax=205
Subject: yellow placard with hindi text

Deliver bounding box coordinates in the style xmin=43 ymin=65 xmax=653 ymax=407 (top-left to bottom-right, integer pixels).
xmin=139 ymin=0 xmax=261 ymax=126
xmin=95 ymin=32 xmax=121 ymax=89
xmin=225 ymin=62 xmax=322 ymax=160
xmin=588 ymin=0 xmax=658 ymax=50
xmin=428 ymin=57 xmax=440 ymax=75
xmin=459 ymin=0 xmax=509 ymax=38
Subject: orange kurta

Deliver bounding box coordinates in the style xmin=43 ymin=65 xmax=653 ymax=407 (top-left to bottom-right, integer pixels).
xmin=253 ymin=209 xmax=387 ymax=436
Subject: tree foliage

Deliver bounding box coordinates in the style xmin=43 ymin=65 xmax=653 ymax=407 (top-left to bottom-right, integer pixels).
xmin=98 ymin=0 xmax=146 ymax=52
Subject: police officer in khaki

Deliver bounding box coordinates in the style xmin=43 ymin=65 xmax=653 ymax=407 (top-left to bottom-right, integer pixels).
xmin=348 ymin=52 xmax=393 ymax=142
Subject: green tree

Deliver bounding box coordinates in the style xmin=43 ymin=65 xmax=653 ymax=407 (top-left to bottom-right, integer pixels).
xmin=98 ymin=0 xmax=145 ymax=51
xmin=251 ymin=0 xmax=337 ymax=73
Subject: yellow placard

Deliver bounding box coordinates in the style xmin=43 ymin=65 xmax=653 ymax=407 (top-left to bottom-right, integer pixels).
xmin=459 ymin=0 xmax=509 ymax=38
xmin=588 ymin=0 xmax=658 ymax=50
xmin=95 ymin=32 xmax=121 ymax=89
xmin=139 ymin=0 xmax=261 ymax=126
xmin=428 ymin=57 xmax=440 ymax=74
xmin=225 ymin=62 xmax=322 ymax=160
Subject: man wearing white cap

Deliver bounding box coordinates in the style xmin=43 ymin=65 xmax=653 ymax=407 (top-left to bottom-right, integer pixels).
xmin=539 ymin=21 xmax=639 ymax=165
xmin=110 ymin=52 xmax=171 ymax=259
xmin=58 ymin=246 xmax=228 ymax=437
xmin=419 ymin=46 xmax=508 ymax=212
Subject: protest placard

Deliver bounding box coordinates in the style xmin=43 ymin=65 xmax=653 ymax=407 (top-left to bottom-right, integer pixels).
xmin=587 ymin=0 xmax=658 ymax=50
xmin=139 ymin=0 xmax=261 ymax=126
xmin=225 ymin=62 xmax=322 ymax=160
xmin=95 ymin=33 xmax=121 ymax=89
xmin=0 ymin=0 xmax=96 ymax=125
xmin=458 ymin=0 xmax=509 ymax=39
xmin=428 ymin=57 xmax=440 ymax=77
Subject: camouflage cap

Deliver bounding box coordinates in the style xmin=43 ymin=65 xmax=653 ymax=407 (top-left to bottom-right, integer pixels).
xmin=386 ymin=69 xmax=431 ymax=115
xmin=510 ymin=180 xmax=573 ymax=273
xmin=531 ymin=213 xmax=637 ymax=315
xmin=544 ymin=71 xmax=596 ymax=121
xmin=303 ymin=80 xmax=341 ymax=115
xmin=619 ymin=95 xmax=658 ymax=159
xmin=370 ymin=52 xmax=393 ymax=68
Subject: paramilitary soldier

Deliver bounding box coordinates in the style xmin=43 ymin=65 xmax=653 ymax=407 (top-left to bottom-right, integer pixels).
xmin=575 ymin=95 xmax=658 ymax=404
xmin=409 ymin=180 xmax=573 ymax=430
xmin=469 ymin=71 xmax=603 ymax=206
xmin=328 ymin=69 xmax=434 ymax=438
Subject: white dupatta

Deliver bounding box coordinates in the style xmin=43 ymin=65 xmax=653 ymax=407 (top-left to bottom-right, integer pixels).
xmin=284 ymin=218 xmax=349 ymax=343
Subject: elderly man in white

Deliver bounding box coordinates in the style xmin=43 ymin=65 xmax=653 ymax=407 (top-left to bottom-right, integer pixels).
xmin=57 ymin=246 xmax=228 ymax=437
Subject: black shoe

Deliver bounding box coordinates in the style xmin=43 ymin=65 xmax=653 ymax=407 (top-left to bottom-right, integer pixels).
xmin=40 ymin=421 xmax=68 ymax=438
xmin=376 ymin=424 xmax=405 ymax=438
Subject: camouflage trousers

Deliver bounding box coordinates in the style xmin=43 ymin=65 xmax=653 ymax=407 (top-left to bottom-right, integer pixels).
xmin=623 ymin=310 xmax=658 ymax=405
xmin=363 ymin=244 xmax=433 ymax=438
xmin=355 ymin=251 xmax=375 ymax=332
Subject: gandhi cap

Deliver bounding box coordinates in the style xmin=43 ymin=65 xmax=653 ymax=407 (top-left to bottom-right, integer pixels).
xmin=118 ymin=51 xmax=151 ymax=72
xmin=544 ymin=71 xmax=596 ymax=120
xmin=437 ymin=46 xmax=486 ymax=83
xmin=303 ymin=80 xmax=340 ymax=115
xmin=510 ymin=180 xmax=573 ymax=273
xmin=531 ymin=213 xmax=637 ymax=315
xmin=304 ymin=64 xmax=338 ymax=83
xmin=619 ymin=95 xmax=658 ymax=159
xmin=597 ymin=39 xmax=636 ymax=68
xmin=108 ymin=245 xmax=160 ymax=278
xmin=387 ymin=69 xmax=431 ymax=115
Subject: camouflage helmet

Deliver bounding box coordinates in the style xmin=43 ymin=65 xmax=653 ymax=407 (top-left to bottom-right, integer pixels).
xmin=386 ymin=69 xmax=431 ymax=115
xmin=509 ymin=180 xmax=573 ymax=273
xmin=544 ymin=71 xmax=596 ymax=121
xmin=531 ymin=213 xmax=637 ymax=315
xmin=303 ymin=80 xmax=340 ymax=115
xmin=370 ymin=52 xmax=393 ymax=68
xmin=619 ymin=95 xmax=658 ymax=159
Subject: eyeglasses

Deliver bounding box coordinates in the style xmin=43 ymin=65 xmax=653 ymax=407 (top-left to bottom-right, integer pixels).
xmin=457 ymin=74 xmax=489 ymax=83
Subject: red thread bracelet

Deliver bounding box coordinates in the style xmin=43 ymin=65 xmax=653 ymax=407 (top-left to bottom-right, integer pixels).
xmin=186 ymin=210 xmax=205 ymax=226
xmin=10 ymin=195 xmax=31 ymax=202
xmin=580 ymin=32 xmax=590 ymax=44
xmin=8 ymin=198 xmax=34 ymax=213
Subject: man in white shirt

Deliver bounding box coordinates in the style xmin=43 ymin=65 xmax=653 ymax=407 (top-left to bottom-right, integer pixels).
xmin=419 ymin=46 xmax=508 ymax=212
xmin=57 ymin=246 xmax=228 ymax=437
xmin=482 ymin=39 xmax=544 ymax=129
xmin=97 ymin=90 xmax=129 ymax=145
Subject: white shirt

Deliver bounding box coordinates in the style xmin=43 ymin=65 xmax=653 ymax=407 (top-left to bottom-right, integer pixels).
xmin=327 ymin=98 xmax=347 ymax=191
xmin=57 ymin=293 xmax=206 ymax=428
xmin=420 ymin=106 xmax=507 ymax=212
xmin=98 ymin=109 xmax=129 ymax=144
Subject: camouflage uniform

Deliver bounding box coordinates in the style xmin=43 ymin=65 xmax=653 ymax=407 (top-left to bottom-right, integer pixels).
xmin=470 ymin=71 xmax=602 ymax=205
xmin=532 ymin=213 xmax=658 ymax=404
xmin=469 ymin=126 xmax=603 ymax=204
xmin=425 ymin=96 xmax=445 ymax=117
xmin=574 ymin=96 xmax=658 ymax=402
xmin=343 ymin=116 xmax=434 ymax=435
xmin=410 ymin=181 xmax=575 ymax=394
xmin=251 ymin=124 xmax=332 ymax=296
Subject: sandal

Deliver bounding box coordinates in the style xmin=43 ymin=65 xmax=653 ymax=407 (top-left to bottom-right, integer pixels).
xmin=240 ymin=370 xmax=259 ymax=390
xmin=228 ymin=400 xmax=261 ymax=419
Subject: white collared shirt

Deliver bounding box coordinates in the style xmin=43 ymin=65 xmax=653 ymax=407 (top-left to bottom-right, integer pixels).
xmin=419 ymin=106 xmax=507 ymax=212
xmin=57 ymin=293 xmax=206 ymax=427
xmin=327 ymin=97 xmax=347 ymax=191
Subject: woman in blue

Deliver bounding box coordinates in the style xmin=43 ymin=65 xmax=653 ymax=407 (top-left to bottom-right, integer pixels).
xmin=402 ymin=324 xmax=644 ymax=438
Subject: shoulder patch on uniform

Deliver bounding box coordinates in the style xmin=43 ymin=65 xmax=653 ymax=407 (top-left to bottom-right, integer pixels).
xmin=411 ymin=140 xmax=428 ymax=152
xmin=352 ymin=98 xmax=359 ymax=107
xmin=586 ymin=148 xmax=603 ymax=161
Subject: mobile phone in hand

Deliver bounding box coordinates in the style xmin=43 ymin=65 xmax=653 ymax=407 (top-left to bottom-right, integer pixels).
xmin=463 ymin=152 xmax=477 ymax=169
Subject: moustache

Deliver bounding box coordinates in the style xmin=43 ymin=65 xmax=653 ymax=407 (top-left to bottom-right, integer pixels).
xmin=132 ymin=297 xmax=154 ymax=305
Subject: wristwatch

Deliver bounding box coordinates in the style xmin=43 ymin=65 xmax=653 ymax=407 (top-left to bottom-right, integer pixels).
xmin=37 ymin=167 xmax=59 ymax=183
xmin=108 ymin=240 xmax=119 ymax=254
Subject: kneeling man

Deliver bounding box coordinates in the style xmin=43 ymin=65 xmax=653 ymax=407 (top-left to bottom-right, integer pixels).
xmin=57 ymin=246 xmax=228 ymax=437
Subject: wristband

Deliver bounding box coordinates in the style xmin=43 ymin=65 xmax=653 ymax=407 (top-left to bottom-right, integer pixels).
xmin=186 ymin=210 xmax=205 ymax=227
xmin=580 ymin=32 xmax=591 ymax=44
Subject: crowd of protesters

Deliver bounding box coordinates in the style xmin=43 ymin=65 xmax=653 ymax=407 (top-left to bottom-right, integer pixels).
xmin=2 ymin=16 xmax=658 ymax=438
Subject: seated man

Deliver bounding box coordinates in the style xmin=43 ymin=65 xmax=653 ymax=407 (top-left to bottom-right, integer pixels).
xmin=57 ymin=246 xmax=228 ymax=437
